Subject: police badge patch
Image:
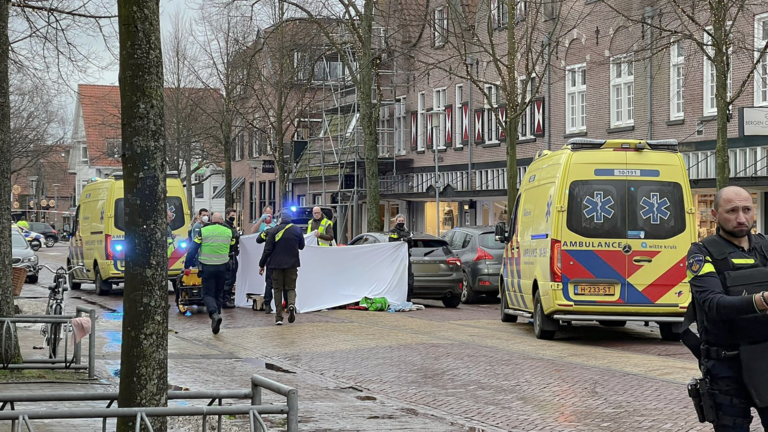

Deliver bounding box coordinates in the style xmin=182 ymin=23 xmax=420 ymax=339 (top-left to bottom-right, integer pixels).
xmin=688 ymin=254 xmax=705 ymax=275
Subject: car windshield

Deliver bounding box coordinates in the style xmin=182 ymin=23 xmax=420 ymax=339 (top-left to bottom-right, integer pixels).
xmin=478 ymin=233 xmax=505 ymax=249
xmin=291 ymin=208 xmax=334 ymax=225
xmin=12 ymin=231 xmax=27 ymax=248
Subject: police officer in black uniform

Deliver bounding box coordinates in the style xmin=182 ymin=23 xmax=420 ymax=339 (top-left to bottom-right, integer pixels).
xmin=684 ymin=186 xmax=768 ymax=431
xmin=223 ymin=208 xmax=240 ymax=308
xmin=388 ymin=214 xmax=413 ymax=302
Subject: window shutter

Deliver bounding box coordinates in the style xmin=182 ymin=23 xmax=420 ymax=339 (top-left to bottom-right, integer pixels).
xmin=498 ymin=105 xmax=506 ymax=142
xmin=427 ymin=111 xmax=433 ymax=148
xmin=411 ymin=111 xmax=418 ymax=150
xmin=445 ymin=104 xmax=453 ymax=146
xmin=491 ymin=0 xmax=498 ymax=28
xmin=431 ymin=11 xmax=436 ymax=47
xmin=474 ymin=109 xmax=484 ymax=144
xmin=462 ymin=103 xmax=470 ymax=145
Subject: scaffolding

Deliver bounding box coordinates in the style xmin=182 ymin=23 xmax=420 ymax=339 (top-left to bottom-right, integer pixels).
xmin=292 ymin=24 xmax=407 ymax=242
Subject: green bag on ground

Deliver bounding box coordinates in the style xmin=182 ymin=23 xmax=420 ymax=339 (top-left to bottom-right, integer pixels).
xmin=360 ymin=297 xmax=388 ymax=311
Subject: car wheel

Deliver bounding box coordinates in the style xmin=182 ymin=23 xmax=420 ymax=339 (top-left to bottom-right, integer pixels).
xmin=67 ymin=260 xmax=81 ymax=290
xmin=659 ymin=323 xmax=682 ymax=342
xmin=533 ymin=291 xmax=557 ymax=340
xmin=30 ymin=240 xmax=41 ymax=251
xmin=44 ymin=236 xmax=56 ymax=248
xmin=598 ymin=321 xmax=627 ymax=328
xmin=96 ymin=272 xmax=112 ymax=296
xmin=441 ymin=295 xmax=461 ymax=308
xmin=499 ymin=285 xmax=518 ymax=323
xmin=26 ymin=274 xmax=39 ymax=284
xmin=460 ymin=272 xmax=479 ymax=304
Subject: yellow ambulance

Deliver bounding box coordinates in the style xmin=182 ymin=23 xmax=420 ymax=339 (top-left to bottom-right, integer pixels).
xmin=496 ymin=139 xmax=696 ymax=340
xmin=68 ymin=172 xmax=191 ymax=295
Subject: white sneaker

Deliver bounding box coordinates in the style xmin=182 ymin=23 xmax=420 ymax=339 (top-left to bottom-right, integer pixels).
xmin=275 ymin=321 xmax=283 ymax=326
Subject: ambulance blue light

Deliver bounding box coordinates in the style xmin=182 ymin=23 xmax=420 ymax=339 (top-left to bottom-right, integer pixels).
xmin=179 ymin=241 xmax=188 ymax=249
xmin=290 ymin=206 xmax=297 ymax=212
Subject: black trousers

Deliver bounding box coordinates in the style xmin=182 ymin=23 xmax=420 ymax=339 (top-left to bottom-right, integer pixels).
xmin=407 ymin=262 xmax=414 ymax=302
xmin=200 ymin=263 xmax=227 ymax=316
xmin=263 ymin=267 xmax=287 ymax=305
xmin=223 ymin=257 xmax=237 ymax=305
xmin=272 ymin=268 xmax=298 ymax=322
xmin=707 ymin=359 xmax=768 ymax=431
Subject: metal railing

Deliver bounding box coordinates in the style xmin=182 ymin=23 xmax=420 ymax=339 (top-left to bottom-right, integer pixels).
xmin=0 ymin=306 xmax=96 ymax=378
xmin=0 ymin=374 xmax=298 ymax=432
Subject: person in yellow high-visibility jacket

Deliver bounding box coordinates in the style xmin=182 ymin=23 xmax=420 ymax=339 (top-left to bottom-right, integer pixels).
xmin=307 ymin=207 xmax=333 ymax=246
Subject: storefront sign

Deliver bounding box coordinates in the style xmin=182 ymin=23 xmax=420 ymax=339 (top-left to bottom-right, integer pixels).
xmin=739 ymin=107 xmax=768 ymax=136
xmin=262 ymin=160 xmax=275 ymax=173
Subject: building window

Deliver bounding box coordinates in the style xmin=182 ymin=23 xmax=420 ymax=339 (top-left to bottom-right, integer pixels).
xmin=703 ymin=28 xmax=732 ymax=116
xmin=455 ymin=85 xmax=464 ymax=148
xmin=670 ymin=40 xmax=685 ymax=119
xmin=756 ymin=14 xmax=768 ymax=106
xmin=268 ymin=181 xmax=276 ymax=211
xmin=433 ymin=7 xmax=447 ymax=47
xmin=484 ymin=84 xmax=498 ymax=143
xmin=314 ymin=194 xmax=322 ymax=205
xmin=518 ymin=76 xmax=536 ymax=139
xmin=249 ymin=129 xmax=260 ymax=158
xmin=610 ymin=55 xmax=634 ymax=127
xmin=194 ymin=174 xmax=204 ymax=199
xmin=433 ymin=88 xmax=447 ymax=149
xmin=80 ymin=145 xmax=88 ymax=161
xmin=258 ymin=181 xmax=266 ymax=215
xmin=394 ymin=97 xmax=406 ymax=154
xmin=418 ymin=92 xmax=426 ymax=150
xmin=297 ymin=195 xmax=306 ymax=207
xmin=234 ymin=133 xmax=244 ymax=161
xmin=491 ymin=0 xmax=508 ymax=28
xmin=379 ymin=105 xmax=391 ymax=156
xmin=515 ymin=0 xmax=526 ymax=22
xmin=566 ymin=64 xmax=586 ymax=133
xmin=249 ymin=181 xmax=256 ymax=221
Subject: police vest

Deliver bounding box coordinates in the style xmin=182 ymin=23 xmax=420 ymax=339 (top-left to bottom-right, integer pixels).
xmin=198 ymin=224 xmax=232 ymax=265
xmin=307 ymin=218 xmax=332 ymax=246
xmin=698 ymin=234 xmax=768 ymax=346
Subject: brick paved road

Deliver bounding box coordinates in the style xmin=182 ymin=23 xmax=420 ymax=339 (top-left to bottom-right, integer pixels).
xmin=3 ymin=246 xmax=763 ymax=431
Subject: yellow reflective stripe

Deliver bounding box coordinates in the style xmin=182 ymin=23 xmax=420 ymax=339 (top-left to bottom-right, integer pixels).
xmin=276 ymin=224 xmax=294 ymax=241
xmin=194 ymin=237 xmax=202 ymax=244
xmin=390 ymin=234 xmax=398 ymax=238
xmin=732 ymin=258 xmax=755 ymax=264
xmin=687 ymin=263 xmax=716 ymax=281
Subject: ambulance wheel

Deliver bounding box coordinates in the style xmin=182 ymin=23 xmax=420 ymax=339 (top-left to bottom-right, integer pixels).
xmin=659 ymin=323 xmax=682 ymax=342
xmin=30 ymin=240 xmax=41 ymax=251
xmin=442 ymin=295 xmax=461 ymax=308
xmin=67 ymin=260 xmax=81 ymax=290
xmin=177 ymin=290 xmax=191 ymax=314
xmin=95 ymin=272 xmax=112 ymax=296
xmin=533 ymin=291 xmax=557 ymax=340
xmin=499 ymin=286 xmax=518 ymax=323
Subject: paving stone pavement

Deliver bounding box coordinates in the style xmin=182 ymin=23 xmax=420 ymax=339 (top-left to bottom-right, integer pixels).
xmin=4 ymin=248 xmax=765 ymax=431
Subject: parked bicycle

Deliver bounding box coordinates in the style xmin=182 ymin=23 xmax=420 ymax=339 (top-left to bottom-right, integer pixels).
xmin=38 ymin=264 xmax=87 ymax=359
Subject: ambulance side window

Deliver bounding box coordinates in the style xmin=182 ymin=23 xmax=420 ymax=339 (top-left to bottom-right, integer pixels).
xmin=72 ymin=206 xmax=80 ymax=235
xmin=509 ymin=195 xmax=521 ymax=238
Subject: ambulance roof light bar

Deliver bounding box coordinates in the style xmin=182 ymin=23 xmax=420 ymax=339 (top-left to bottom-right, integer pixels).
xmin=567 ymin=138 xmax=606 ymax=150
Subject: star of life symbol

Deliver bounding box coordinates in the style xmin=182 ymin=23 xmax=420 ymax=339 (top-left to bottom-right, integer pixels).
xmin=640 ymin=193 xmax=670 ymax=224
xmin=583 ymin=192 xmax=614 ymax=223
xmin=545 ymin=195 xmax=552 ymax=223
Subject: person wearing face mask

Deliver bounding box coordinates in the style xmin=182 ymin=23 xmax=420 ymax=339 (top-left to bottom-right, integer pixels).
xmin=222 ymin=208 xmax=240 ymax=308
xmin=189 ymin=208 xmax=209 ymax=241
xmin=388 ymin=214 xmax=413 ymax=302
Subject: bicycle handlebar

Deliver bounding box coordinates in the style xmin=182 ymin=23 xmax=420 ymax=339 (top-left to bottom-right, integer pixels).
xmin=38 ymin=264 xmax=88 ymax=275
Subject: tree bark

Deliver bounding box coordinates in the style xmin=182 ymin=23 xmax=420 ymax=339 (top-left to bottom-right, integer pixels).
xmin=713 ymin=7 xmax=730 ymax=190
xmin=360 ymin=0 xmax=381 ymax=232
xmin=116 ymin=0 xmax=168 ymax=430
xmin=224 ymin=122 xmax=233 ymax=210
xmin=505 ymin=0 xmax=518 ymax=214
xmin=0 ymin=0 xmax=21 ymax=365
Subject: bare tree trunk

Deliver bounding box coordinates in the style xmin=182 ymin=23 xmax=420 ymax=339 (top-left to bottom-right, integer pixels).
xmin=505 ymin=0 xmax=518 ymax=213
xmin=224 ymin=124 xmax=233 ymax=210
xmin=360 ymin=0 xmax=381 ymax=232
xmin=185 ymin=153 xmax=195 ymax=218
xmin=713 ymin=7 xmax=730 ymax=190
xmin=0 ymin=0 xmax=21 ymax=365
xmin=116 ymin=0 xmax=168 ymax=430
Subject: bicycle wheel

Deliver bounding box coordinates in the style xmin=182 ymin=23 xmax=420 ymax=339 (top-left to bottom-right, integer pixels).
xmin=49 ymin=304 xmax=63 ymax=359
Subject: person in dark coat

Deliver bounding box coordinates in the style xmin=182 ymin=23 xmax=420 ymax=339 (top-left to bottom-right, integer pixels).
xmin=256 ymin=225 xmax=288 ymax=313
xmin=223 ymin=208 xmax=240 ymax=308
xmin=388 ymin=214 xmax=413 ymax=302
xmin=259 ymin=210 xmax=305 ymax=325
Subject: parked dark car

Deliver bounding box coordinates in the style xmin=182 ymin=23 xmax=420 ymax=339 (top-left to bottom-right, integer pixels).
xmin=12 ymin=229 xmax=39 ymax=283
xmin=441 ymin=227 xmax=505 ymax=304
xmin=288 ymin=206 xmax=337 ymax=241
xmin=348 ymin=232 xmax=463 ymax=307
xmin=27 ymin=222 xmax=59 ymax=248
